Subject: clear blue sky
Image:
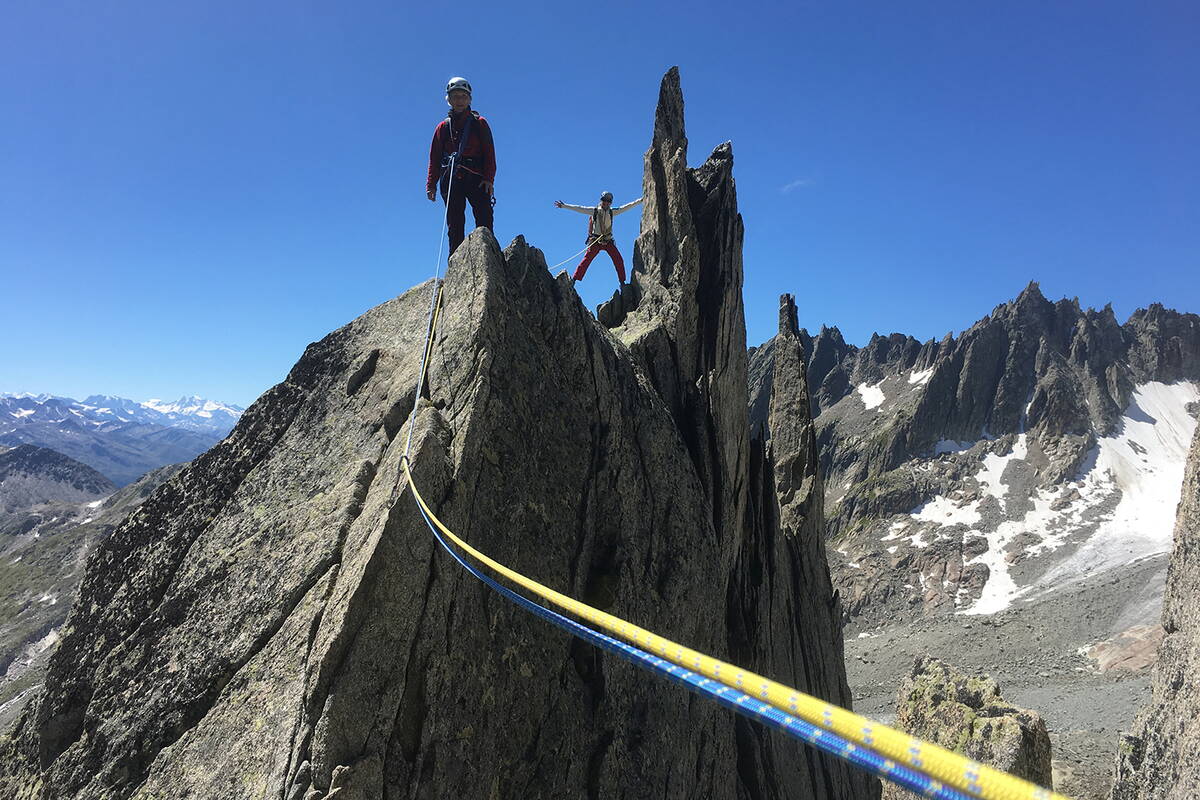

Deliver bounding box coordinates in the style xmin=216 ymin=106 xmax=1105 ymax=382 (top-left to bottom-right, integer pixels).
xmin=3 ymin=1 xmax=1196 ymax=408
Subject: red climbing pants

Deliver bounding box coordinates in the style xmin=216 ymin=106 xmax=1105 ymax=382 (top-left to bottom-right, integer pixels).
xmin=573 ymin=240 xmax=626 ymax=283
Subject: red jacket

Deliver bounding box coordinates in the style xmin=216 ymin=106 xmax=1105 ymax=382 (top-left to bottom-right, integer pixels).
xmin=426 ymin=110 xmax=496 ymax=191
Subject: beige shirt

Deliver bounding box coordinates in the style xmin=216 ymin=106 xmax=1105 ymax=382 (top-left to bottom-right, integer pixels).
xmin=561 ymin=197 xmax=643 ymax=241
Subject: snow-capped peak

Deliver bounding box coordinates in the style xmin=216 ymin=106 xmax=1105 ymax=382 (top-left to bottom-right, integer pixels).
xmin=142 ymin=396 xmax=242 ymax=417
xmin=1 ymin=392 xmax=59 ymax=403
xmin=3 ymin=391 xmax=244 ymax=435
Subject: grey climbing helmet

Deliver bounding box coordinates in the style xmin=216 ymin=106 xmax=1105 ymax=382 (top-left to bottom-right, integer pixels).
xmin=446 ymin=77 xmax=472 ymax=95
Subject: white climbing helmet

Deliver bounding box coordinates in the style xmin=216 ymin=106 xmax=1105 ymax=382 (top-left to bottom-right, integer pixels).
xmin=446 ymin=76 xmax=472 ymax=96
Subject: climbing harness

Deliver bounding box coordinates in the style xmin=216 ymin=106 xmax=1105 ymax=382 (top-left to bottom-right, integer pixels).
xmin=396 ymin=209 xmax=1069 ymax=800
xmin=438 ymin=111 xmax=496 ymax=209
xmin=438 ymin=112 xmax=473 ymax=180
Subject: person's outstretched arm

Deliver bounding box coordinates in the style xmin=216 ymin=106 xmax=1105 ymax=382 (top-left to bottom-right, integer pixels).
xmin=612 ymin=196 xmax=644 ymax=216
xmin=554 ymin=200 xmax=595 ymax=214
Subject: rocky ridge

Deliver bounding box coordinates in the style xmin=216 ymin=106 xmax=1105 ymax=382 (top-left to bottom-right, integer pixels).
xmin=748 ymin=284 xmax=1200 ymax=624
xmin=1110 ymin=425 xmax=1200 ymax=798
xmin=750 ymin=285 xmax=1198 ymax=434
xmin=0 ymin=446 xmax=115 ymax=514
xmin=0 ymin=69 xmax=871 ymax=800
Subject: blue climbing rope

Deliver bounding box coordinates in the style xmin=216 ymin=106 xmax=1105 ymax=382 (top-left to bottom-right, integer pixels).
xmin=401 ymin=458 xmax=974 ymax=800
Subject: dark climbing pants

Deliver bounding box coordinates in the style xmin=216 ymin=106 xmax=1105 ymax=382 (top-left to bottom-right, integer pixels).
xmin=573 ymin=240 xmax=625 ymax=283
xmin=440 ymin=170 xmax=493 ymax=256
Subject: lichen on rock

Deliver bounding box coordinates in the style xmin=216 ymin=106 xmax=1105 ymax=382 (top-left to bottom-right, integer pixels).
xmin=881 ymin=655 xmax=1053 ymax=800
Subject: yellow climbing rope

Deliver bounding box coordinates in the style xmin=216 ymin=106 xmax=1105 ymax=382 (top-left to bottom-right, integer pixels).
xmin=398 ymin=457 xmax=1069 ymax=800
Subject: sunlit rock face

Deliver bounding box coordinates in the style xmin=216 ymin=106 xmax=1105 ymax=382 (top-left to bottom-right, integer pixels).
xmin=0 ymin=69 xmax=869 ymax=800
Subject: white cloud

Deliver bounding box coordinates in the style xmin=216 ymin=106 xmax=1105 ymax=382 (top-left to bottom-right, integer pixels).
xmin=780 ymin=178 xmax=815 ymax=193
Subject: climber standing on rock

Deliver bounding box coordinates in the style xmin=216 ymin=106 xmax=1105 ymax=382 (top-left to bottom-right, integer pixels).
xmin=427 ymin=76 xmax=496 ymax=257
xmin=554 ymin=193 xmax=642 ymax=284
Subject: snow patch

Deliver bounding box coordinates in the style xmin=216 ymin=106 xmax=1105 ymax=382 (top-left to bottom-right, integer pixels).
xmin=856 ymin=383 xmax=886 ymax=410
xmin=908 ymin=368 xmax=934 ymax=385
xmin=912 ymin=495 xmax=982 ymax=527
xmin=976 ymin=435 xmax=1028 ymax=503
xmin=934 ymin=439 xmax=974 ymax=454
xmin=958 ymin=381 xmax=1199 ymax=614
xmin=142 ymin=396 xmax=240 ymax=417
xmin=1 ymin=393 xmax=53 ymax=402
xmin=961 ymin=493 xmax=1060 ymax=614
xmin=1030 ymin=381 xmax=1200 ymax=592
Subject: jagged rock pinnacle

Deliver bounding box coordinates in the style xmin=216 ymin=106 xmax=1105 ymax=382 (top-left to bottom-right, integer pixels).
xmin=653 ymin=66 xmax=687 ymax=151
xmin=1017 ymin=280 xmax=1045 ymax=302
xmin=780 ymin=293 xmax=800 ymax=337
xmin=0 ymin=71 xmax=871 ymax=800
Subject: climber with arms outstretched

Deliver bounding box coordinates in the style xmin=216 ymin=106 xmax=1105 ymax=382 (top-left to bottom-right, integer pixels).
xmin=554 ymin=192 xmax=642 ymax=284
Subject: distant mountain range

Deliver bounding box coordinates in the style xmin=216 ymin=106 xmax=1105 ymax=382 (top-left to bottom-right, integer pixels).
xmin=0 ymin=393 xmax=243 ymax=487
xmin=748 ymin=283 xmax=1200 ymax=624
xmin=1 ymin=393 xmax=242 ymax=435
